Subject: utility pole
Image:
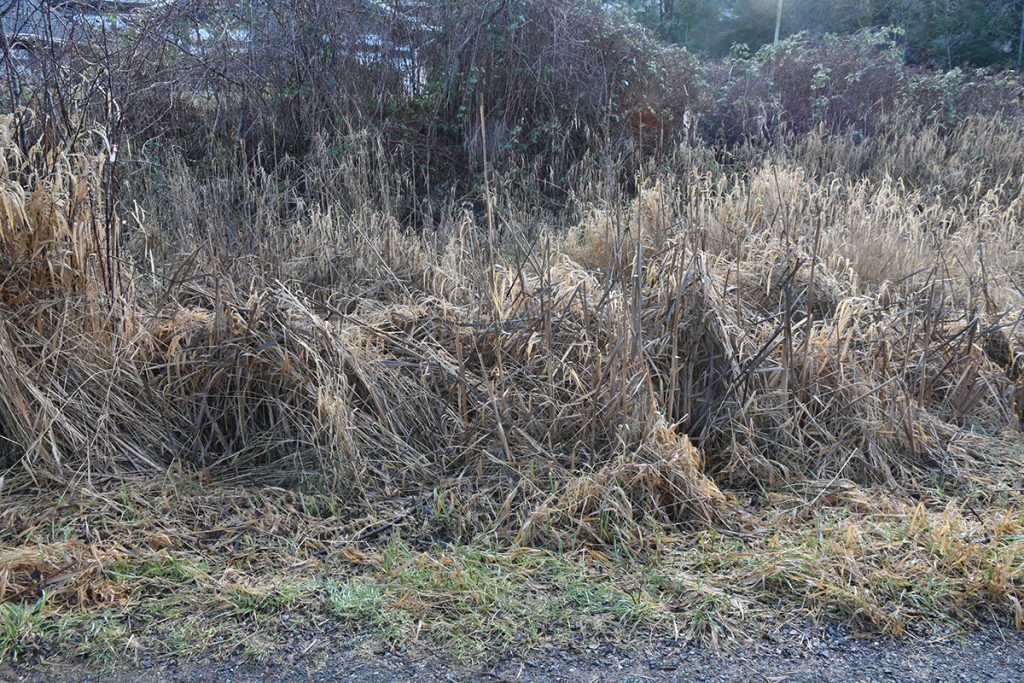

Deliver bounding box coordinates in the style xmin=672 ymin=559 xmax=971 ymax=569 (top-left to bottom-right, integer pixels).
xmin=944 ymin=0 xmax=952 ymax=69
xmin=774 ymin=0 xmax=784 ymax=44
xmin=1018 ymin=0 xmax=1024 ymax=70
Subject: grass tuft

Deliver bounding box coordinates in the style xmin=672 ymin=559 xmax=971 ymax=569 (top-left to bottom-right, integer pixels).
xmin=0 ymin=594 xmax=47 ymax=662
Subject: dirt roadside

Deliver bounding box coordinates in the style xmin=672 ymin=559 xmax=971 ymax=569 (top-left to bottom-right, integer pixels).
xmin=3 ymin=622 xmax=1023 ymax=682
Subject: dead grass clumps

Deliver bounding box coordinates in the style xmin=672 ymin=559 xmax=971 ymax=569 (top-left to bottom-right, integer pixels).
xmin=0 ymin=125 xmax=168 ymax=484
xmin=2 ymin=109 xmax=1024 ymax=552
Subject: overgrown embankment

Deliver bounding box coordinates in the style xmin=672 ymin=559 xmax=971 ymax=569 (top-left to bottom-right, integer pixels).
xmin=2 ymin=110 xmax=1024 ymax=662
xmin=2 ymin=0 xmax=1024 ymax=665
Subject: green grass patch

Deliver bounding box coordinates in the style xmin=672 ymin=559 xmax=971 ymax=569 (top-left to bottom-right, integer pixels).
xmin=0 ymin=594 xmax=48 ymax=662
xmin=320 ymin=536 xmax=662 ymax=659
xmin=1 ymin=479 xmax=1022 ymax=665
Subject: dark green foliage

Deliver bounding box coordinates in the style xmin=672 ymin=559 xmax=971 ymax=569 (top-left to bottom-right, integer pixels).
xmin=624 ymin=0 xmax=1024 ymax=69
xmin=698 ymin=28 xmax=1022 ymax=144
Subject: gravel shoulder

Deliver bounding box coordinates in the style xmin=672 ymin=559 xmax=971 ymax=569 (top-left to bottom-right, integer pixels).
xmin=4 ymin=623 xmax=1023 ymax=683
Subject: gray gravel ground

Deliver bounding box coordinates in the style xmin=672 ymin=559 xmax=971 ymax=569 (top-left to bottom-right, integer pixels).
xmin=3 ymin=622 xmax=1023 ymax=682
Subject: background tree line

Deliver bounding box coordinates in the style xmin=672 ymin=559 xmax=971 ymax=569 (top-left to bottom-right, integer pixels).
xmin=625 ymin=0 xmax=1024 ymax=69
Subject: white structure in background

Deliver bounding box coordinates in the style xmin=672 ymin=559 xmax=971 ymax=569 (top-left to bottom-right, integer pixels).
xmin=2 ymin=0 xmax=437 ymax=92
xmin=1 ymin=0 xmax=148 ymax=52
xmin=351 ymin=8 xmax=433 ymax=94
xmin=332 ymin=0 xmax=436 ymax=94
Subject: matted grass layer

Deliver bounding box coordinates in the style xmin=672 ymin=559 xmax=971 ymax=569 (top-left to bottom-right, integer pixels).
xmin=0 ymin=471 xmax=1021 ymax=663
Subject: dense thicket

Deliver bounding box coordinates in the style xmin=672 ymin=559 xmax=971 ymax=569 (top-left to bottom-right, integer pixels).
xmin=4 ymin=1 xmax=1021 ymax=188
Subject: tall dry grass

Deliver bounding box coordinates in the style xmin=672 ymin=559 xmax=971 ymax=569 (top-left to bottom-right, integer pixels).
xmin=2 ymin=109 xmax=1023 ymax=547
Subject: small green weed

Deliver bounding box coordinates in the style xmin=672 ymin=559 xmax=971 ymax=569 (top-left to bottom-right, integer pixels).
xmin=0 ymin=593 xmax=48 ymax=662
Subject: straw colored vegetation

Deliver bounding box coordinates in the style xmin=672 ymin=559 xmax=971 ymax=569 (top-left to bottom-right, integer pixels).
xmin=1 ymin=107 xmax=1024 ymax=663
